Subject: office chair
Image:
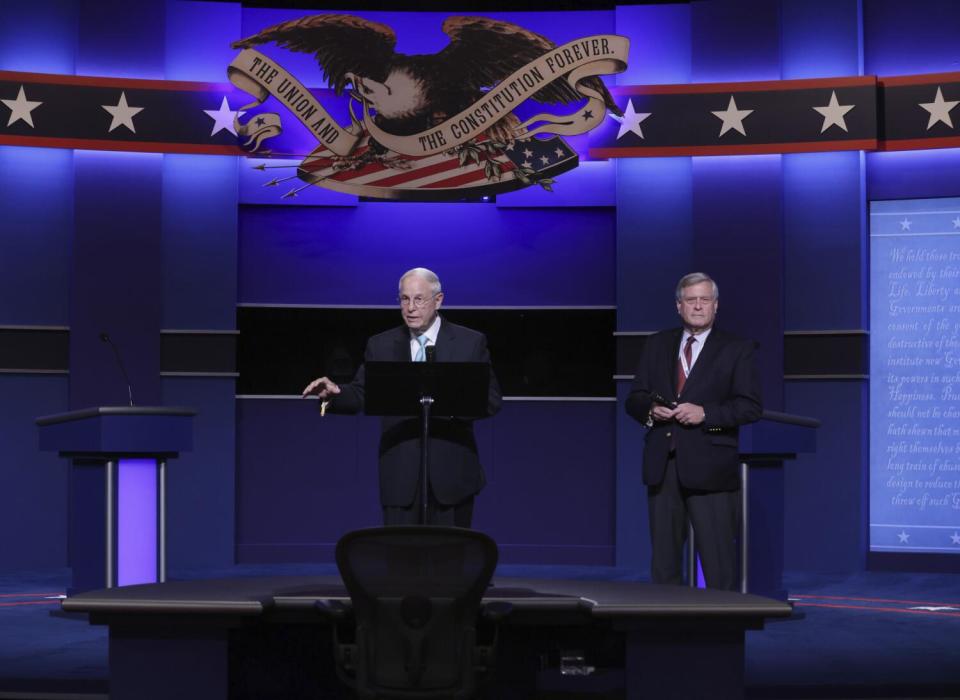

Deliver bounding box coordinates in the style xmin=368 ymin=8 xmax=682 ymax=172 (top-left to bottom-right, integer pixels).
xmin=320 ymin=526 xmax=506 ymax=699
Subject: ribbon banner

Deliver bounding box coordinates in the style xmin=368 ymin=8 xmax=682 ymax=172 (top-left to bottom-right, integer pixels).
xmin=228 ymin=49 xmax=360 ymax=156
xmin=362 ymin=35 xmax=630 ymax=157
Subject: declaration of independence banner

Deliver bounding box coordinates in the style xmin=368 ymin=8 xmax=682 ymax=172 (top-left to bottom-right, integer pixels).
xmin=870 ymin=197 xmax=960 ymax=554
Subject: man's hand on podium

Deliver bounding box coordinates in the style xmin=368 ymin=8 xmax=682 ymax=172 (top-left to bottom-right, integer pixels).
xmin=303 ymin=377 xmax=341 ymax=417
xmin=302 ymin=377 xmax=341 ymax=399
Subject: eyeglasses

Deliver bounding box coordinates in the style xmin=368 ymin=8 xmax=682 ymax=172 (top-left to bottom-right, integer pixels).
xmin=680 ymin=296 xmax=716 ymax=306
xmin=397 ymin=294 xmax=438 ymax=309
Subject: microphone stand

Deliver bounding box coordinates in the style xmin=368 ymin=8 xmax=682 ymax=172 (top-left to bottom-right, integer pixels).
xmin=100 ymin=332 xmax=135 ymax=406
xmin=418 ymin=345 xmax=436 ymax=524
xmin=418 ymin=394 xmax=433 ymax=525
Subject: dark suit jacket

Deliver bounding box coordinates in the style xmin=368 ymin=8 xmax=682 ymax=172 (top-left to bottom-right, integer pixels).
xmin=625 ymin=327 xmax=762 ymax=491
xmin=327 ymin=319 xmax=502 ymax=507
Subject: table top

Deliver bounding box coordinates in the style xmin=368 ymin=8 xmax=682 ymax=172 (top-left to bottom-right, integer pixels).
xmin=62 ymin=574 xmax=793 ymax=622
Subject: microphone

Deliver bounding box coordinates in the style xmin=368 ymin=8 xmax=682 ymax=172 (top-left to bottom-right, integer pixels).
xmin=425 ymin=345 xmax=436 ymax=363
xmin=100 ymin=332 xmax=135 ymax=406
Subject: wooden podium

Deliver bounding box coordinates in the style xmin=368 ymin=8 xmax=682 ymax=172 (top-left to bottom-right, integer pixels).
xmin=37 ymin=407 xmax=196 ymax=594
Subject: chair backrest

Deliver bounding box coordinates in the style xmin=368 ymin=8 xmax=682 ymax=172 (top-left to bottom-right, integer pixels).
xmin=335 ymin=526 xmax=499 ymax=699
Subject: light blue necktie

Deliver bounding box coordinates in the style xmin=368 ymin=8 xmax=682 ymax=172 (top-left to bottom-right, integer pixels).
xmin=414 ymin=335 xmax=428 ymax=362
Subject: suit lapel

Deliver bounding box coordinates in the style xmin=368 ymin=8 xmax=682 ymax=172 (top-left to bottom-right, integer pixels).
xmin=667 ymin=328 xmax=683 ymax=397
xmin=394 ymin=326 xmax=410 ymax=361
xmin=434 ymin=318 xmax=455 ymax=362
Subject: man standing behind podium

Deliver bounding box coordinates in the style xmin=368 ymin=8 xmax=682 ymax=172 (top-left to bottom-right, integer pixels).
xmin=302 ymin=268 xmax=501 ymax=527
xmin=625 ymin=273 xmax=762 ymax=590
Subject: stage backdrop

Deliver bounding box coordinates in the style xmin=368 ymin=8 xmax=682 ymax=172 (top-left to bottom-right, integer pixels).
xmin=6 ymin=0 xmax=960 ymax=576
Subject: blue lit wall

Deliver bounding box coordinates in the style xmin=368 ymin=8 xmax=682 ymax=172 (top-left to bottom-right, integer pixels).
xmin=0 ymin=146 xmax=73 ymax=326
xmin=613 ymin=2 xmax=692 ymax=571
xmin=1 ymin=0 xmax=78 ymax=573
xmin=238 ymin=205 xmax=614 ymax=307
xmin=778 ymin=0 xmax=869 ymax=573
xmin=0 ymin=1 xmax=77 ymax=74
xmin=863 ymin=0 xmax=960 ymax=77
xmin=160 ymin=5 xmax=242 ymax=569
xmin=0 ymin=0 xmax=240 ymax=571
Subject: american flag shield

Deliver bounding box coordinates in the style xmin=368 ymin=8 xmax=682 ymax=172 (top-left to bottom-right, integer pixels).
xmin=295 ymin=132 xmax=578 ymax=200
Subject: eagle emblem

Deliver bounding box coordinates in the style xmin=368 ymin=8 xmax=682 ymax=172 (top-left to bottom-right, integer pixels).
xmin=229 ymin=15 xmax=629 ymax=200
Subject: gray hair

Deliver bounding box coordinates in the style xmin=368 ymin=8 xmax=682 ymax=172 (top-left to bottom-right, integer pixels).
xmin=399 ymin=267 xmax=442 ymax=295
xmin=675 ymin=272 xmax=718 ymax=301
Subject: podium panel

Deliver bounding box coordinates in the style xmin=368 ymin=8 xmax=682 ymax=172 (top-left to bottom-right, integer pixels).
xmin=118 ymin=458 xmax=158 ymax=586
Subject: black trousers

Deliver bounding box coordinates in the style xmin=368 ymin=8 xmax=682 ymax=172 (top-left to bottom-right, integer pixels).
xmin=382 ymin=483 xmax=474 ymax=528
xmin=647 ymin=456 xmax=739 ymax=591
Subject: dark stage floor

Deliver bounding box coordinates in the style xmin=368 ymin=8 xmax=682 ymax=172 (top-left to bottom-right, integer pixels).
xmin=1 ymin=565 xmax=958 ymax=700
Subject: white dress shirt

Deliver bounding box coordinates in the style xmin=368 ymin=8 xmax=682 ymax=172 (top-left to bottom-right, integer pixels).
xmin=410 ymin=315 xmax=442 ymax=360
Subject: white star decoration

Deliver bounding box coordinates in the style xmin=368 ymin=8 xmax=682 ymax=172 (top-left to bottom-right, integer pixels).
xmin=203 ymin=96 xmax=245 ymax=137
xmin=897 ymin=531 xmax=910 ymax=543
xmin=951 ymin=532 xmax=960 ymax=545
xmin=899 ymin=218 xmax=912 ymax=231
xmin=1 ymin=85 xmax=42 ymax=128
xmin=919 ymin=86 xmax=959 ymax=130
xmin=102 ymin=91 xmax=143 ymax=133
xmin=813 ymin=91 xmax=855 ymax=133
xmin=711 ymin=96 xmax=753 ymax=137
xmin=952 ymin=217 xmax=960 ymax=229
xmin=613 ymin=98 xmax=652 ymax=140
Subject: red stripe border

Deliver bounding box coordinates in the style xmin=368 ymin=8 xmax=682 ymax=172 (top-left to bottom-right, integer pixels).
xmin=879 ymin=136 xmax=960 ymax=151
xmin=0 ymin=69 xmax=231 ymax=93
xmin=611 ymin=75 xmax=877 ymax=96
xmin=589 ymin=139 xmax=877 ymax=158
xmin=0 ymin=134 xmax=247 ymax=155
xmin=880 ymin=71 xmax=960 ymax=87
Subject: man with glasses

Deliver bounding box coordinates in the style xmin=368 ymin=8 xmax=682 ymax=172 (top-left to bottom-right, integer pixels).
xmin=303 ymin=268 xmax=501 ymax=527
xmin=625 ymin=272 xmax=762 ymax=590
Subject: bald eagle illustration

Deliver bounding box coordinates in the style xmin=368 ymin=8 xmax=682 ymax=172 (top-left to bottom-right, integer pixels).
xmin=232 ymin=14 xmax=622 ymax=143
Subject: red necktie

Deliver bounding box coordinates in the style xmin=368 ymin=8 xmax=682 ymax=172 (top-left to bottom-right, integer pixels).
xmin=676 ymin=335 xmax=696 ymax=397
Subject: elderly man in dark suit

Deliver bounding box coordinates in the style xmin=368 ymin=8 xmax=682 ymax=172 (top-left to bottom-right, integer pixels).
xmin=302 ymin=267 xmax=501 ymax=527
xmin=626 ymin=272 xmax=762 ymax=590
